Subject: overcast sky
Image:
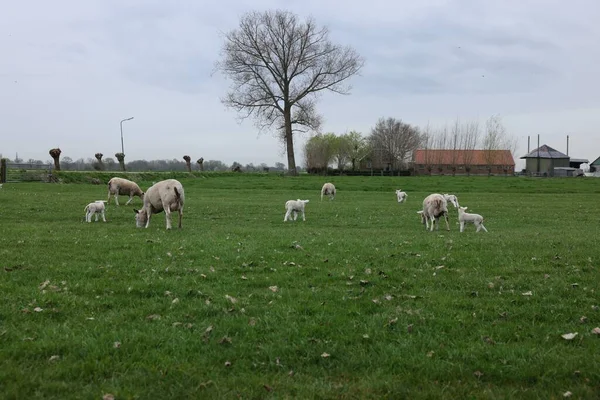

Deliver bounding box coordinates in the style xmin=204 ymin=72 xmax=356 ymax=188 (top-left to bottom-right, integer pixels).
xmin=2 ymin=0 xmax=599 ymax=169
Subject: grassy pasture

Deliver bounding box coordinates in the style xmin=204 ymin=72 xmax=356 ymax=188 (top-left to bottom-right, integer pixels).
xmin=1 ymin=174 xmax=599 ymax=399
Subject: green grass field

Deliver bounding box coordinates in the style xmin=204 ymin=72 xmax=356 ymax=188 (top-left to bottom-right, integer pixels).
xmin=1 ymin=174 xmax=599 ymax=399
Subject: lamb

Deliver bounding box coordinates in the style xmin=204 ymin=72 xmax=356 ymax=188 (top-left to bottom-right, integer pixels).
xmin=84 ymin=200 xmax=107 ymax=223
xmin=284 ymin=199 xmax=310 ymax=222
xmin=395 ymin=189 xmax=407 ymax=203
xmin=419 ymin=193 xmax=450 ymax=231
xmin=321 ymin=183 xmax=336 ymax=201
xmin=107 ymin=177 xmax=144 ymax=206
xmin=443 ymin=194 xmax=460 ymax=208
xmin=134 ymin=179 xmax=184 ymax=229
xmin=458 ymin=206 xmax=488 ymax=233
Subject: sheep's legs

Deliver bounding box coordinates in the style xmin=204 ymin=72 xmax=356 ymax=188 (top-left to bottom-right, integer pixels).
xmin=101 ymin=211 xmax=106 ymax=222
xmin=460 ymin=221 xmax=465 ymax=232
xmin=301 ymin=210 xmax=306 ymax=221
xmin=164 ymin=206 xmax=172 ymax=230
xmin=114 ymin=194 xmax=120 ymax=206
xmin=284 ymin=210 xmax=292 ymax=222
xmin=86 ymin=211 xmax=92 ymax=223
xmin=177 ymin=208 xmax=183 ymax=229
xmin=444 ymin=215 xmax=450 ymax=231
xmin=125 ymin=195 xmax=134 ymax=205
xmin=476 ymin=223 xmax=488 ymax=233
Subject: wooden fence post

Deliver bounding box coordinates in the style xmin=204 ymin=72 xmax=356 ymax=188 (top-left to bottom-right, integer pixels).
xmin=1 ymin=159 xmax=6 ymax=183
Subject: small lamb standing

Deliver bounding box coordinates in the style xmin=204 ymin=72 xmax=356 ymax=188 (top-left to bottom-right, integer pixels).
xmin=84 ymin=200 xmax=107 ymax=223
xmin=458 ymin=206 xmax=488 ymax=233
xmin=134 ymin=179 xmax=184 ymax=229
xmin=395 ymin=189 xmax=407 ymax=203
xmin=284 ymin=199 xmax=309 ymax=222
xmin=321 ymin=183 xmax=336 ymax=201
xmin=107 ymin=177 xmax=145 ymax=206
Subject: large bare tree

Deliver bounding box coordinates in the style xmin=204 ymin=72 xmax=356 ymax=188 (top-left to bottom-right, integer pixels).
xmin=369 ymin=117 xmax=422 ymax=171
xmin=460 ymin=121 xmax=480 ymax=176
xmin=216 ymin=10 xmax=365 ymax=175
xmin=482 ymin=115 xmax=506 ymax=176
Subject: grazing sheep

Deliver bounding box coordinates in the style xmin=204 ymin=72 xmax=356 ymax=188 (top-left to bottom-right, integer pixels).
xmin=84 ymin=200 xmax=107 ymax=223
xmin=321 ymin=183 xmax=336 ymax=201
xmin=107 ymin=177 xmax=144 ymax=206
xmin=134 ymin=179 xmax=184 ymax=229
xmin=284 ymin=199 xmax=310 ymax=222
xmin=458 ymin=206 xmax=488 ymax=233
xmin=395 ymin=189 xmax=407 ymax=203
xmin=420 ymin=193 xmax=450 ymax=231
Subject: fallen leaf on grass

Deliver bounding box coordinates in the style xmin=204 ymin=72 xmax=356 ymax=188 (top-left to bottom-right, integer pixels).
xmin=288 ymin=370 xmax=294 ymax=377
xmin=522 ymin=291 xmax=533 ymax=296
xmin=241 ymin=275 xmax=248 ymax=280
xmin=482 ymin=336 xmax=496 ymax=345
xmin=321 ymin=352 xmax=330 ymax=358
xmin=561 ymin=332 xmax=578 ymax=340
xmin=473 ymin=370 xmax=483 ymax=378
xmin=164 ymin=291 xmax=172 ymax=297
xmin=103 ymin=394 xmax=115 ymax=400
xmin=580 ymin=316 xmax=587 ymax=324
xmin=33 ymin=307 xmax=43 ymax=312
xmin=365 ymin=268 xmax=372 ymax=275
xmin=172 ymin=298 xmax=179 ymax=304
xmin=363 ymin=334 xmax=370 ymax=339
xmin=248 ymin=318 xmax=257 ymax=326
xmin=591 ymin=327 xmax=600 ymax=335
xmin=426 ymin=351 xmax=435 ymax=358
xmin=48 ymin=355 xmax=60 ymax=362
xmin=268 ymin=286 xmax=278 ymax=293
xmin=113 ymin=342 xmax=121 ymax=348
xmin=224 ymin=361 xmax=232 ymax=367
xmin=225 ymin=295 xmax=238 ymax=304
xmin=263 ymin=384 xmax=273 ymax=392
xmin=219 ymin=336 xmax=232 ymax=345
xmin=544 ymin=274 xmax=550 ymax=279
xmin=563 ymin=392 xmax=572 ymax=398
xmin=146 ymin=314 xmax=161 ymax=321
xmin=387 ymin=318 xmax=398 ymax=327
xmin=372 ymin=299 xmax=380 ymax=304
xmin=39 ymin=280 xmax=50 ymax=290
xmin=360 ymin=280 xmax=370 ymax=286
xmin=407 ymin=324 xmax=413 ymax=333
xmin=435 ymin=265 xmax=445 ymax=270
xmin=384 ymin=294 xmax=393 ymax=301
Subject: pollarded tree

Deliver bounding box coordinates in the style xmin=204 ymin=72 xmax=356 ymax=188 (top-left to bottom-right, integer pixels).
xmin=49 ymin=148 xmax=61 ymax=171
xmin=183 ymin=155 xmax=192 ymax=172
xmin=216 ymin=10 xmax=365 ymax=176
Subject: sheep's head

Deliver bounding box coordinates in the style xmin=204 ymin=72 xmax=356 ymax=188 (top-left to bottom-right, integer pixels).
xmin=444 ymin=194 xmax=459 ymax=208
xmin=133 ymin=208 xmax=148 ymax=228
xmin=301 ymin=199 xmax=310 ymax=204
xmin=458 ymin=206 xmax=468 ymax=213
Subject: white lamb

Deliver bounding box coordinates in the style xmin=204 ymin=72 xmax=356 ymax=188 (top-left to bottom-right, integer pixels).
xmin=134 ymin=179 xmax=184 ymax=229
xmin=284 ymin=199 xmax=309 ymax=222
xmin=458 ymin=206 xmax=488 ymax=233
xmin=107 ymin=177 xmax=144 ymax=206
xmin=321 ymin=183 xmax=336 ymax=201
xmin=443 ymin=194 xmax=460 ymax=208
xmin=84 ymin=200 xmax=107 ymax=223
xmin=419 ymin=193 xmax=450 ymax=231
xmin=395 ymin=189 xmax=407 ymax=203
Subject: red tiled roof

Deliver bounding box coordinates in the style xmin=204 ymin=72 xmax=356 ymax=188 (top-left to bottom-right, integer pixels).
xmin=413 ymin=149 xmax=515 ymax=166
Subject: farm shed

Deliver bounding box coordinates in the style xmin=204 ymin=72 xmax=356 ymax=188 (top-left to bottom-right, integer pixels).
xmin=520 ymin=145 xmax=569 ymax=177
xmin=412 ymin=149 xmax=515 ymax=175
xmin=590 ymin=156 xmax=600 ymax=172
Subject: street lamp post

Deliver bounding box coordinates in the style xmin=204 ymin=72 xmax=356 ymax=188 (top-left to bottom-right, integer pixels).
xmin=120 ymin=117 xmax=134 ymax=156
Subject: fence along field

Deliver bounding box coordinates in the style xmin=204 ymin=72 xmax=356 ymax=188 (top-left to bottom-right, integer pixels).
xmin=1 ymin=173 xmax=599 ymax=399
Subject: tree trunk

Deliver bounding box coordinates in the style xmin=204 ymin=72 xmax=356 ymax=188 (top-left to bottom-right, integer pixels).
xmin=284 ymin=106 xmax=297 ymax=176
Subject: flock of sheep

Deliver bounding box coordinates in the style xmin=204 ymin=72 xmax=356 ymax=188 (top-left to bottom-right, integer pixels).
xmin=83 ymin=177 xmax=184 ymax=229
xmin=83 ymin=178 xmax=487 ymax=233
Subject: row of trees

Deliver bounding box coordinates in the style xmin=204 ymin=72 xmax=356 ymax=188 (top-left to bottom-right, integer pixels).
xmin=303 ymin=115 xmax=518 ymax=175
xmin=3 ymin=153 xmax=289 ymax=173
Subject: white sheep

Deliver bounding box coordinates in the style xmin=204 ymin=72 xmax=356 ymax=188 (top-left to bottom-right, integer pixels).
xmin=107 ymin=177 xmax=144 ymax=206
xmin=419 ymin=193 xmax=450 ymax=231
xmin=443 ymin=194 xmax=460 ymax=208
xmin=321 ymin=183 xmax=336 ymax=201
xmin=458 ymin=206 xmax=488 ymax=232
xmin=395 ymin=189 xmax=407 ymax=203
xmin=284 ymin=199 xmax=309 ymax=222
xmin=134 ymin=179 xmax=184 ymax=229
xmin=84 ymin=200 xmax=107 ymax=223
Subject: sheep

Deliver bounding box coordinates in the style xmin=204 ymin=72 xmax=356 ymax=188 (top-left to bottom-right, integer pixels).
xmin=420 ymin=193 xmax=450 ymax=231
xmin=134 ymin=179 xmax=184 ymax=229
xmin=395 ymin=189 xmax=407 ymax=203
xmin=458 ymin=206 xmax=488 ymax=233
xmin=84 ymin=200 xmax=107 ymax=223
xmin=284 ymin=199 xmax=309 ymax=222
xmin=107 ymin=177 xmax=144 ymax=206
xmin=321 ymin=183 xmax=336 ymax=201
xmin=443 ymin=194 xmax=460 ymax=208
